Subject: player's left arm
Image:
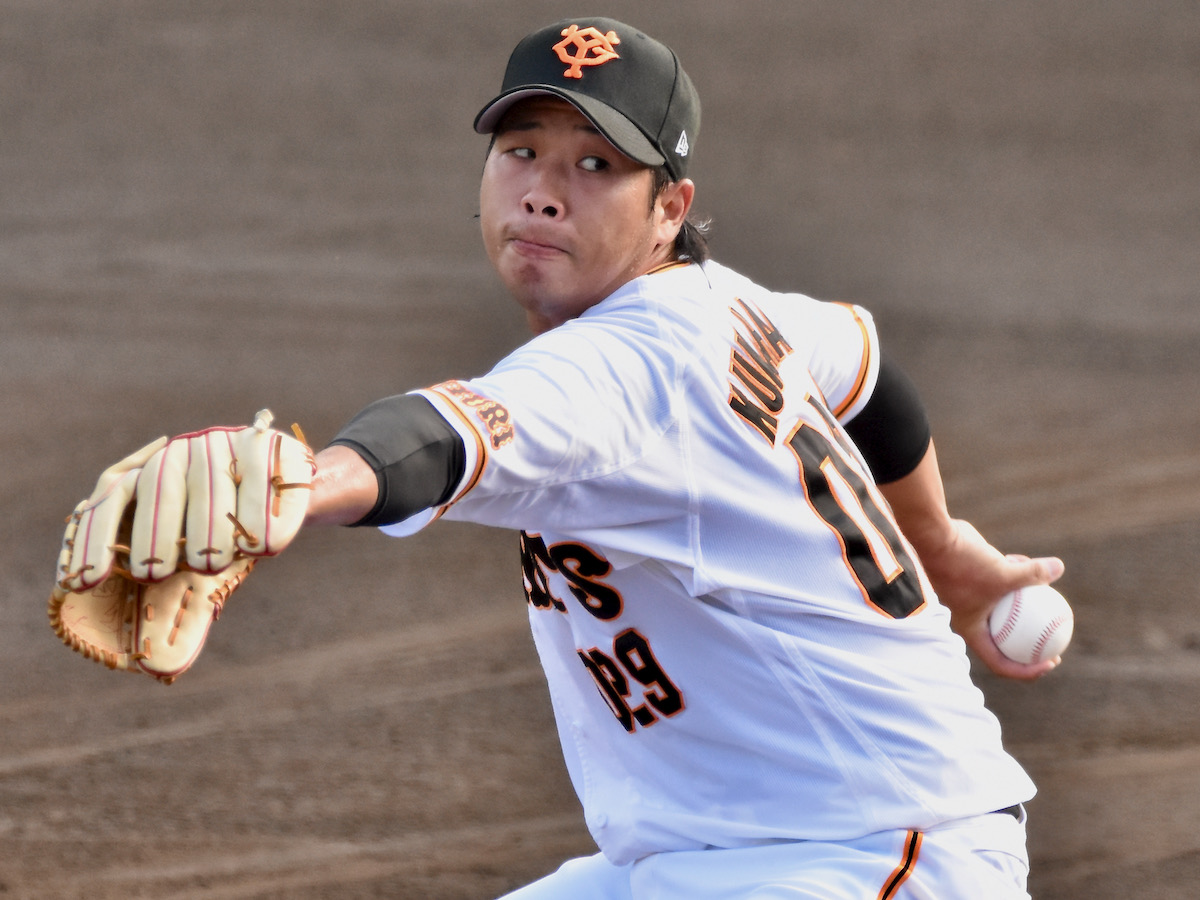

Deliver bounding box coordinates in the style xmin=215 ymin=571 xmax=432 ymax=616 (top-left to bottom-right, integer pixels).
xmin=847 ymin=355 xmax=1065 ymax=681
xmin=878 ymin=440 xmax=1064 ymax=680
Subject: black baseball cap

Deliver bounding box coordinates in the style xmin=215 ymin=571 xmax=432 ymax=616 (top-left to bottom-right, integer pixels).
xmin=474 ymin=18 xmax=701 ymax=180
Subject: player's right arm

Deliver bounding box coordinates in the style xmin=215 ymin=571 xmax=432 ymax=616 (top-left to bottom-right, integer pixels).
xmin=304 ymin=394 xmax=467 ymax=528
xmin=305 ymin=444 xmax=380 ymax=526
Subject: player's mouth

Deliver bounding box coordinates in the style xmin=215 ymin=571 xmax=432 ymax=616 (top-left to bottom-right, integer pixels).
xmin=506 ymin=228 xmax=568 ymax=260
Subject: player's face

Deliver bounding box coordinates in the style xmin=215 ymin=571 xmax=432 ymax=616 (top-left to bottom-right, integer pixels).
xmin=479 ymin=98 xmax=693 ymax=334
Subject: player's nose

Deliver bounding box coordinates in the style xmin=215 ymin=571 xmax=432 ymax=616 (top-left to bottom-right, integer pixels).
xmin=522 ymin=189 xmax=563 ymax=218
xmin=524 ymin=199 xmax=560 ymax=218
xmin=520 ymin=165 xmax=567 ymax=218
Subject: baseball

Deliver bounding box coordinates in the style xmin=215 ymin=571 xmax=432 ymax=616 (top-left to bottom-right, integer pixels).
xmin=988 ymin=584 xmax=1074 ymax=664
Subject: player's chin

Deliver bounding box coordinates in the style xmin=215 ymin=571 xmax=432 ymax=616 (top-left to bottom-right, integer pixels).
xmin=507 ymin=241 xmax=574 ymax=275
xmin=516 ymin=294 xmax=583 ymax=334
xmin=501 ymin=270 xmax=587 ymax=330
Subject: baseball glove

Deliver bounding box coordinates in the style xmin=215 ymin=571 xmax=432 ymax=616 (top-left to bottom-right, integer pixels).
xmin=49 ymin=410 xmax=316 ymax=684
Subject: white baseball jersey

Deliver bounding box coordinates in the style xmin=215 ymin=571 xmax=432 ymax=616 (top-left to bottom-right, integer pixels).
xmin=386 ymin=260 xmax=1035 ymax=866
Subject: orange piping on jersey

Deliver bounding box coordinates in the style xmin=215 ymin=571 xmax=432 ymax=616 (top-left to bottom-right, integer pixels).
xmin=426 ymin=386 xmax=489 ymax=504
xmin=830 ymin=302 xmax=874 ymax=420
xmin=877 ymin=830 xmax=923 ymax=899
xmin=646 ymin=260 xmax=692 ymax=276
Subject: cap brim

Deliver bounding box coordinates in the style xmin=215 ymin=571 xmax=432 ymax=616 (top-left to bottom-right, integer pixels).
xmin=474 ymin=87 xmax=666 ymax=169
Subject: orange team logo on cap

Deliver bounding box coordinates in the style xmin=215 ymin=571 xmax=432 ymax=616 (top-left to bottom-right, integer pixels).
xmin=553 ymin=24 xmax=620 ymax=79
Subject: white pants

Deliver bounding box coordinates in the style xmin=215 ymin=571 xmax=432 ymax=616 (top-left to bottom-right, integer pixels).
xmin=498 ymin=809 xmax=1029 ymax=900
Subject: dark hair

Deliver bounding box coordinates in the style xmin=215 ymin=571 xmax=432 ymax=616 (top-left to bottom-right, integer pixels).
xmin=651 ymin=166 xmax=711 ymax=264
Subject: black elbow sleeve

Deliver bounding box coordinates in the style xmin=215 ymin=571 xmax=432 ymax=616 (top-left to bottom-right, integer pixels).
xmin=328 ymin=394 xmax=466 ymax=528
xmin=843 ymin=354 xmax=932 ymax=484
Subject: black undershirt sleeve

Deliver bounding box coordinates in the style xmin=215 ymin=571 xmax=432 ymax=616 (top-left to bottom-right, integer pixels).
xmin=843 ymin=353 xmax=932 ymax=485
xmin=327 ymin=394 xmax=466 ymax=528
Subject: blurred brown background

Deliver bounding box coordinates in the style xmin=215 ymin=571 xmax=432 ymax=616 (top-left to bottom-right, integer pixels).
xmin=2 ymin=1 xmax=1198 ymax=896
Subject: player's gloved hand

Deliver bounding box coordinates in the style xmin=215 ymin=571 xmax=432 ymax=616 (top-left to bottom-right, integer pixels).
xmin=50 ymin=410 xmax=316 ymax=683
xmin=61 ymin=410 xmax=314 ymax=590
xmin=917 ymin=519 xmax=1065 ymax=681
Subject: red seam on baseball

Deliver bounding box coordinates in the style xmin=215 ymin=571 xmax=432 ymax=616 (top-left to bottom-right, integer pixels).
xmin=1032 ymin=615 xmax=1069 ymax=663
xmin=994 ymin=590 xmax=1023 ymax=644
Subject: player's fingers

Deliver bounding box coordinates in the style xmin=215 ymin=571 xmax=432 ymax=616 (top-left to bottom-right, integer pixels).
xmin=83 ymin=436 xmax=169 ymax=505
xmin=129 ymin=439 xmax=190 ymax=581
xmin=63 ymin=473 xmax=138 ymax=590
xmin=185 ymin=429 xmax=240 ymax=573
xmin=231 ymin=417 xmax=314 ymax=557
xmin=62 ymin=436 xmax=169 ymax=590
xmin=1003 ymin=554 xmax=1065 ymax=587
xmin=967 ymin=625 xmax=1060 ymax=682
xmin=1033 ymin=556 xmax=1065 ymax=583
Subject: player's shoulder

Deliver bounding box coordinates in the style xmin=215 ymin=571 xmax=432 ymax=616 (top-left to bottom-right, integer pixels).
xmin=687 ymin=260 xmax=876 ymax=344
xmin=569 ymin=262 xmax=715 ymax=343
xmin=603 ymin=259 xmax=768 ymax=320
xmin=561 ymin=259 xmax=875 ymax=358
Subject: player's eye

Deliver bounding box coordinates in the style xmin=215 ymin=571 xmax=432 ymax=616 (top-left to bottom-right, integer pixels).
xmin=579 ymin=155 xmax=609 ymax=173
xmin=510 ymin=147 xmax=535 ymax=160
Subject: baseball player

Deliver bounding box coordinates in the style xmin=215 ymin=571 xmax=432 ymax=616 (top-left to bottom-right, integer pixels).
xmin=301 ymin=18 xmax=1067 ymax=898
xmin=58 ymin=16 xmax=1065 ymax=899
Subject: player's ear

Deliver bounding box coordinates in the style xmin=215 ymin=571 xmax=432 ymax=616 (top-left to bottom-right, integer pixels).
xmin=654 ymin=178 xmax=695 ymax=244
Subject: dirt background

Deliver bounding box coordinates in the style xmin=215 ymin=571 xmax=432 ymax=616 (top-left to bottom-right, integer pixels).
xmin=2 ymin=1 xmax=1199 ymax=897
